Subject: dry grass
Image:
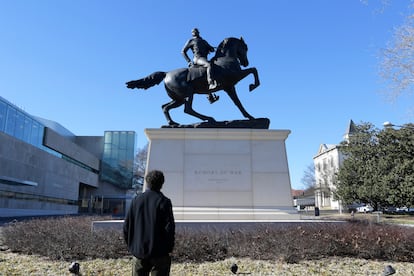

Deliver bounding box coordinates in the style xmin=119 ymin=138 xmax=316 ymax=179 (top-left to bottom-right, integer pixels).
xmin=317 ymin=211 xmax=414 ymax=224
xmin=4 ymin=216 xmax=414 ymax=263
xmin=2 ymin=214 xmax=414 ymax=275
xmin=1 ymin=251 xmax=414 ymax=275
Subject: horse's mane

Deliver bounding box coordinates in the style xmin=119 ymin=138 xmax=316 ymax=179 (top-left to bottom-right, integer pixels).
xmin=214 ymin=37 xmax=246 ymax=59
xmin=214 ymin=37 xmax=236 ymax=58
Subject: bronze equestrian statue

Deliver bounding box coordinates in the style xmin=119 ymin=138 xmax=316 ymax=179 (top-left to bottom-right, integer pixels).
xmin=126 ymin=37 xmax=260 ymax=127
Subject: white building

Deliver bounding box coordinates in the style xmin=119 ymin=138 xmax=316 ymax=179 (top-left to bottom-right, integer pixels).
xmin=313 ymin=120 xmax=356 ymax=211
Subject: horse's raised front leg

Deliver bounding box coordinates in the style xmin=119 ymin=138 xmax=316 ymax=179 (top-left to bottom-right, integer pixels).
xmin=184 ymin=94 xmax=216 ymax=123
xmin=240 ymin=67 xmax=260 ymax=92
xmin=226 ymin=86 xmax=255 ymax=120
xmin=248 ymin=67 xmax=260 ymax=91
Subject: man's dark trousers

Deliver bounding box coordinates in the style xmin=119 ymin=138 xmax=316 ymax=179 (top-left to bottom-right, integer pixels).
xmin=133 ymin=255 xmax=171 ymax=276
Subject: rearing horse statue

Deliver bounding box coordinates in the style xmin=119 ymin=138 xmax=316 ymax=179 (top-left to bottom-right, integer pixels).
xmin=126 ymin=37 xmax=260 ymax=126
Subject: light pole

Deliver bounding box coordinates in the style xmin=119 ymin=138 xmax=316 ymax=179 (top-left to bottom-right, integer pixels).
xmin=383 ymin=121 xmax=414 ymax=129
xmin=383 ymin=121 xmax=396 ymax=128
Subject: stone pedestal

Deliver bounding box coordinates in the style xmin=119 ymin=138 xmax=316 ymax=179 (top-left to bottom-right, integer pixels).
xmin=144 ymin=128 xmax=298 ymax=220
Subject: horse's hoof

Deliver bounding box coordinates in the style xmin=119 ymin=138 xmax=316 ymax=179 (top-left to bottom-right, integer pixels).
xmin=249 ymin=84 xmax=257 ymax=92
xmin=168 ymin=121 xmax=179 ymax=126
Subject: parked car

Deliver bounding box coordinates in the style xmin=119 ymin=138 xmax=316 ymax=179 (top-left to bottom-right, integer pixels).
xmin=346 ymin=203 xmax=364 ymax=213
xmin=356 ymin=205 xmax=374 ymax=213
xmin=395 ymin=207 xmax=414 ymax=214
xmin=382 ymin=206 xmax=397 ymax=214
xmin=396 ymin=206 xmax=408 ymax=213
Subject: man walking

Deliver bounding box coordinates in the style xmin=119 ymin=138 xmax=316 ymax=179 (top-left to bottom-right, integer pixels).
xmin=123 ymin=170 xmax=175 ymax=276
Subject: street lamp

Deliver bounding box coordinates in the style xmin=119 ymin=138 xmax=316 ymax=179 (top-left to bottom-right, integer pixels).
xmin=383 ymin=121 xmax=414 ymax=129
xmin=383 ymin=121 xmax=396 ymax=128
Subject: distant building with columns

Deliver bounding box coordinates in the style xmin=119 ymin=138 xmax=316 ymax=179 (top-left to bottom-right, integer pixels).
xmin=313 ymin=120 xmax=356 ymax=211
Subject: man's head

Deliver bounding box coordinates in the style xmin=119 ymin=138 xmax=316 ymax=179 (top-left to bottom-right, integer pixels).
xmin=192 ymin=28 xmax=200 ymax=37
xmin=145 ymin=170 xmax=165 ymax=191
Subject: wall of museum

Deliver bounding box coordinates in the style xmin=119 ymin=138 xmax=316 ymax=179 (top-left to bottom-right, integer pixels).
xmin=0 ymin=131 xmax=99 ymax=217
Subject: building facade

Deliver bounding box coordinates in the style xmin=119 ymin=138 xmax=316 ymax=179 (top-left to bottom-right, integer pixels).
xmin=0 ymin=96 xmax=136 ymax=217
xmin=313 ymin=120 xmax=355 ymax=211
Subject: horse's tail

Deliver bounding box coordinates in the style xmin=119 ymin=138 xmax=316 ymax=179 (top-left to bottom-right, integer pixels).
xmin=126 ymin=71 xmax=166 ymax=90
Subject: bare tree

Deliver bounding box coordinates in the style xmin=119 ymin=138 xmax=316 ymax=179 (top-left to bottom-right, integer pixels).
xmin=133 ymin=143 xmax=148 ymax=190
xmin=301 ymin=163 xmax=316 ymax=191
xmin=362 ymin=1 xmax=414 ymax=104
xmin=360 ymin=0 xmax=390 ymax=14
xmin=380 ymin=3 xmax=414 ymax=101
xmin=381 ymin=15 xmax=414 ymax=98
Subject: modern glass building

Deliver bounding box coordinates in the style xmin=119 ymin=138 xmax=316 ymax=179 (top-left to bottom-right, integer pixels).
xmin=101 ymin=131 xmax=136 ymax=189
xmin=0 ymin=97 xmax=45 ymax=152
xmin=0 ymin=96 xmax=136 ymax=217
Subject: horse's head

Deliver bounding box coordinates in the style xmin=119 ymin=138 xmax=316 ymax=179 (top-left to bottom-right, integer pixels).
xmin=216 ymin=37 xmax=249 ymax=67
xmin=236 ymin=37 xmax=249 ymax=67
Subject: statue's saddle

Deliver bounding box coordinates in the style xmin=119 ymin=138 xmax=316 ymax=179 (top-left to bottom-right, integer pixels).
xmin=187 ymin=65 xmax=207 ymax=82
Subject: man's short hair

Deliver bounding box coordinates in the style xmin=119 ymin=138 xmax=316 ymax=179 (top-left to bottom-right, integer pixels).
xmin=145 ymin=170 xmax=165 ymax=191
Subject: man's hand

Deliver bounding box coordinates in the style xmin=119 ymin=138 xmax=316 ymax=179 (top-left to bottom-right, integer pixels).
xmin=188 ymin=62 xmax=193 ymax=67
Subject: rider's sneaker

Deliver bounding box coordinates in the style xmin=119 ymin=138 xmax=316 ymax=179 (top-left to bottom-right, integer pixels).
xmin=209 ymin=81 xmax=218 ymax=90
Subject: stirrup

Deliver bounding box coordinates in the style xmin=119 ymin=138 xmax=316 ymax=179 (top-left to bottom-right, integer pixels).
xmin=207 ymin=93 xmax=219 ymax=104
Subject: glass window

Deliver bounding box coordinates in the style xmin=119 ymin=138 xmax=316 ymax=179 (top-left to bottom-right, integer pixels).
xmin=0 ymin=100 xmax=7 ymax=132
xmin=103 ymin=144 xmax=112 ymax=158
xmin=0 ymin=98 xmax=52 ymax=157
xmin=119 ymin=149 xmax=127 ymax=160
xmin=119 ymin=132 xmax=127 ymax=149
xmin=23 ymin=116 xmax=32 ymax=143
xmin=101 ymin=131 xmax=136 ymax=188
xmin=105 ymin=131 xmax=112 ymax=143
xmin=5 ymin=106 xmax=17 ymax=136
xmin=113 ymin=132 xmax=119 ymax=146
xmin=14 ymin=112 xmax=25 ymax=140
xmin=30 ymin=121 xmax=42 ymax=147
xmin=30 ymin=122 xmax=38 ymax=146
xmin=322 ymin=158 xmax=327 ymax=170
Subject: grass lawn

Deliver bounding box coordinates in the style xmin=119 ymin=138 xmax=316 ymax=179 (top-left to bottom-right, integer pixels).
xmin=317 ymin=210 xmax=414 ymax=225
xmin=2 ymin=213 xmax=414 ymax=275
xmin=1 ymin=251 xmax=414 ymax=275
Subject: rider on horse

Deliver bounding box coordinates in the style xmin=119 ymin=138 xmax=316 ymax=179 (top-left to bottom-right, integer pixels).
xmin=182 ymin=28 xmax=219 ymax=104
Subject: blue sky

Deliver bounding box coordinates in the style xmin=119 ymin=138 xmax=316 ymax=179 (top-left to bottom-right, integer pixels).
xmin=1 ymin=1 xmax=412 ymax=189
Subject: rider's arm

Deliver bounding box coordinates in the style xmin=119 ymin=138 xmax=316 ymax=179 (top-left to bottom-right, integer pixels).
xmin=206 ymin=40 xmax=215 ymax=53
xmin=181 ymin=40 xmax=192 ymax=64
